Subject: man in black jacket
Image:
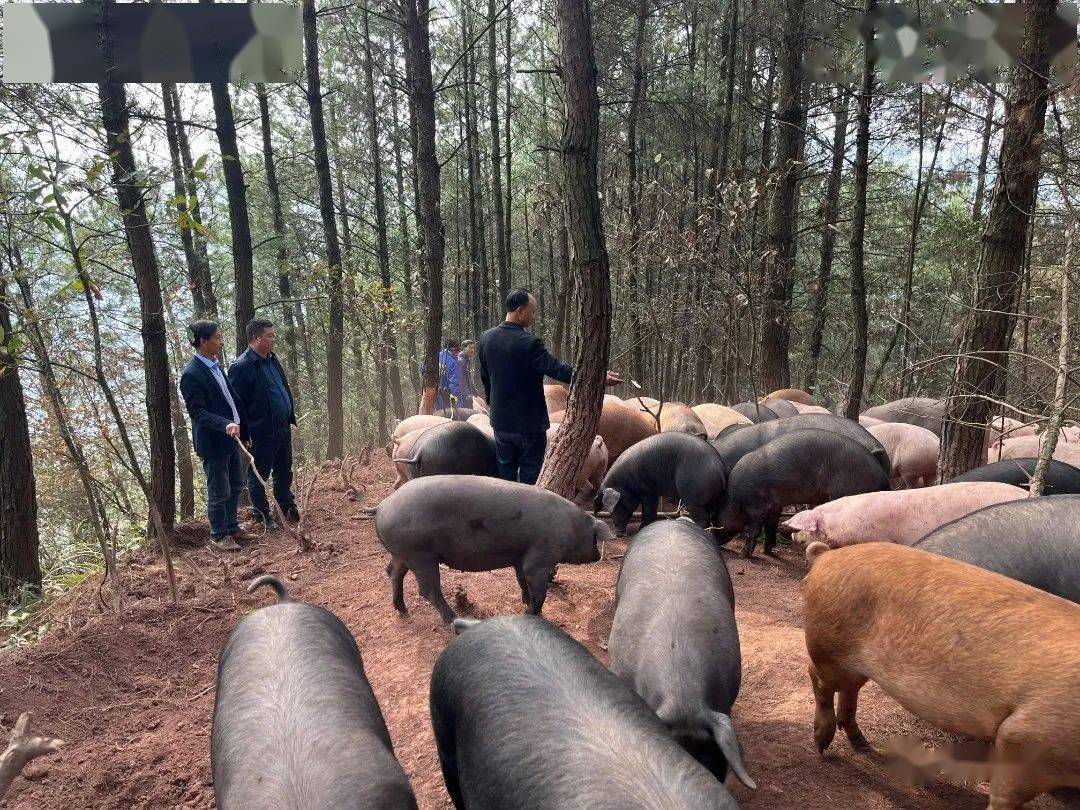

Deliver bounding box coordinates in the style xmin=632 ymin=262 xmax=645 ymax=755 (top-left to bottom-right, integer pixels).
xmin=178 ymin=320 xmax=255 ymax=552
xmin=228 ymin=318 xmax=299 ymax=528
xmin=478 ymin=289 xmax=621 ymax=485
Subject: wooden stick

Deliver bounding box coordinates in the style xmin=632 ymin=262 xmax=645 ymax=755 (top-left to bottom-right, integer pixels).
xmin=0 ymin=713 xmax=64 ymax=798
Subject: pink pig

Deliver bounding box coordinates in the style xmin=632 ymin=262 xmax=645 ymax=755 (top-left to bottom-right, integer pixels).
xmin=781 ymin=481 xmax=1028 ymax=548
xmin=868 ymin=422 xmax=940 ymax=488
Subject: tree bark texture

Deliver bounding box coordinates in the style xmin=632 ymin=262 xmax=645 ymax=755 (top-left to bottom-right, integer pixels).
xmin=537 ymin=0 xmax=611 ymax=498
xmin=304 ymin=0 xmax=346 ymax=453
xmin=940 ymin=0 xmax=1054 ymax=480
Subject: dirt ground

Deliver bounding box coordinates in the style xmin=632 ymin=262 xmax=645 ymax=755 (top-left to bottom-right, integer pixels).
xmin=0 ymin=453 xmax=1074 ymax=809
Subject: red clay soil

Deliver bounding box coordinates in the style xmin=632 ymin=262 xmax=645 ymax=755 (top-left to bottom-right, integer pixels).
xmin=0 ymin=454 xmax=1073 ymax=809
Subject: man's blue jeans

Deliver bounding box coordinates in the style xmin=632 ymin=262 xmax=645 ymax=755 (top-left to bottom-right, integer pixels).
xmin=494 ymin=431 xmax=548 ymax=485
xmin=203 ymin=448 xmax=243 ymax=539
xmin=248 ymin=426 xmax=296 ymax=520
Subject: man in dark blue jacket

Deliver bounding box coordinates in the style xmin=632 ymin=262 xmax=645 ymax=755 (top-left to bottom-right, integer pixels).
xmin=478 ymin=289 xmax=621 ymax=485
xmin=228 ymin=318 xmax=298 ymax=529
xmin=178 ymin=320 xmax=255 ymax=552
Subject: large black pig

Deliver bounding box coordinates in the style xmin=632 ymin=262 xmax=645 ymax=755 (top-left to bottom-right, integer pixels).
xmin=594 ymin=431 xmax=727 ymax=533
xmin=710 ymin=413 xmax=890 ymax=480
xmin=211 ymin=576 xmax=417 ymax=809
xmin=717 ymin=428 xmax=891 ymax=557
xmin=392 ymin=420 xmax=497 ymax=479
xmin=913 ymin=495 xmax=1080 ymax=603
xmin=608 ymin=517 xmax=756 ymax=790
xmin=431 ymin=614 xmax=740 ymax=809
xmin=375 ymin=476 xmax=613 ymax=622
xmin=730 ymin=401 xmax=778 ymax=423
xmin=949 ymin=457 xmax=1080 ymax=495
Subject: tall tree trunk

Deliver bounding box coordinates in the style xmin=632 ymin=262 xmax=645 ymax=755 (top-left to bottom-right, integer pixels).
xmin=940 ymin=0 xmax=1055 ymax=480
xmin=462 ymin=9 xmax=492 ymax=331
xmin=304 ymin=0 xmax=346 ymax=454
xmin=504 ymin=2 xmax=513 ymax=282
xmin=488 ymin=0 xmax=509 ymax=303
xmin=162 ymin=83 xmax=215 ymax=319
xmin=537 ymin=0 xmax=611 ymax=498
xmin=164 ymin=308 xmax=196 ymax=520
xmin=256 ymin=83 xmax=304 ymax=460
xmin=0 ymin=276 xmax=41 ymax=597
xmin=972 ymin=84 xmax=996 ymax=223
xmin=843 ymin=0 xmax=875 ymax=419
xmin=625 ymin=0 xmax=649 ymax=385
xmin=759 ymin=0 xmax=807 ymax=392
xmin=205 ymin=75 xmax=254 ymax=355
xmin=402 ymin=0 xmax=445 ymax=413
xmin=11 ymin=253 xmax=117 ymax=597
xmin=167 ymin=84 xmax=215 ymax=316
xmin=388 ymin=37 xmax=421 ymax=399
xmin=804 ymin=86 xmax=850 ymax=394
xmin=97 ymin=79 xmax=176 ymax=533
xmin=363 ymin=0 xmax=406 ymax=420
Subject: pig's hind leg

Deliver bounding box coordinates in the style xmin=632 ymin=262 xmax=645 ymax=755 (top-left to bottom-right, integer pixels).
xmin=388 ymin=556 xmax=410 ymax=614
xmin=513 ymin=560 xmax=531 ymax=605
xmin=762 ymin=511 xmax=782 ymax=555
xmin=837 ymin=683 xmax=872 ymax=751
xmin=640 ymin=494 xmax=660 ymax=527
xmin=810 ymin=662 xmax=838 ymax=753
xmin=410 ymin=556 xmax=457 ymax=623
xmin=811 ymin=661 xmax=870 ymax=754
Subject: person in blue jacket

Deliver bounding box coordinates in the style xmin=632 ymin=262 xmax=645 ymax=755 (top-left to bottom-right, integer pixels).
xmin=435 ymin=339 xmax=461 ymax=411
xmin=450 ymin=339 xmax=476 ymax=408
xmin=178 ymin=320 xmax=256 ymax=552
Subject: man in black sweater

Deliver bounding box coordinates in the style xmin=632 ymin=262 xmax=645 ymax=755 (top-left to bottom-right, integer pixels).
xmin=478 ymin=289 xmax=621 ymax=485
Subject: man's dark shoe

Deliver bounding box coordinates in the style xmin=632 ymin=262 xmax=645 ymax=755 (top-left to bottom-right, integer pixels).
xmin=232 ymin=528 xmax=258 ymax=544
xmin=283 ymin=505 xmax=301 ymax=524
xmin=252 ymin=513 xmax=280 ymax=531
xmin=208 ymin=536 xmax=242 ymax=553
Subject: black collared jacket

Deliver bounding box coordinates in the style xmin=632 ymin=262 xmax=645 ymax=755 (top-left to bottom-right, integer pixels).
xmin=478 ymin=321 xmax=573 ymax=434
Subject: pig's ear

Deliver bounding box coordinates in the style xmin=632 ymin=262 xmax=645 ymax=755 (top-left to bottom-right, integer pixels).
xmin=451 ymin=618 xmax=480 ymax=636
xmin=600 ymin=487 xmax=621 ymax=514
xmin=594 ymin=518 xmax=616 ymax=543
xmin=710 ymin=712 xmax=757 ymax=790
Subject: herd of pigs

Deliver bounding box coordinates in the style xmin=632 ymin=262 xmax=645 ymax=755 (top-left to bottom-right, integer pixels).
xmin=207 ymin=386 xmax=1080 ymax=809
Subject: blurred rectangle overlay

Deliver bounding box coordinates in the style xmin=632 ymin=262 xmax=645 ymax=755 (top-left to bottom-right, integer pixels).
xmin=805 ymin=3 xmax=1078 ymax=86
xmin=3 ymin=3 xmax=302 ymax=83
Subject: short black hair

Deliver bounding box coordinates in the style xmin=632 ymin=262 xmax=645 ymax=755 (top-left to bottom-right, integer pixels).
xmin=446 ymin=338 xmax=461 ymax=350
xmin=506 ymin=289 xmax=532 ymax=312
xmin=246 ymin=317 xmax=274 ymax=343
xmin=189 ymin=320 xmax=220 ymax=349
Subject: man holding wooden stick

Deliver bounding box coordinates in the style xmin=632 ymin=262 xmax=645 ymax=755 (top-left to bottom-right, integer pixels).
xmin=179 ymin=321 xmax=256 ymax=552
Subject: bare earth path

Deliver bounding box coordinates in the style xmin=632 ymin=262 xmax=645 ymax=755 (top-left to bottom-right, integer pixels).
xmin=0 ymin=454 xmax=1072 ymax=808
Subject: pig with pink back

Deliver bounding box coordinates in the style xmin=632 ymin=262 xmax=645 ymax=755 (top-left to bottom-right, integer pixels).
xmin=780 ymin=481 xmax=1029 ymax=548
xmin=387 ymin=414 xmax=450 ymax=457
xmin=858 ymin=415 xmax=884 ymax=428
xmin=868 ymin=422 xmax=940 ymax=488
xmin=789 ymin=402 xmax=832 ymax=415
xmin=990 ymin=434 xmax=1080 ymax=468
xmin=1057 ymin=424 xmax=1080 ymax=443
xmin=987 ymin=415 xmax=1036 ymax=445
